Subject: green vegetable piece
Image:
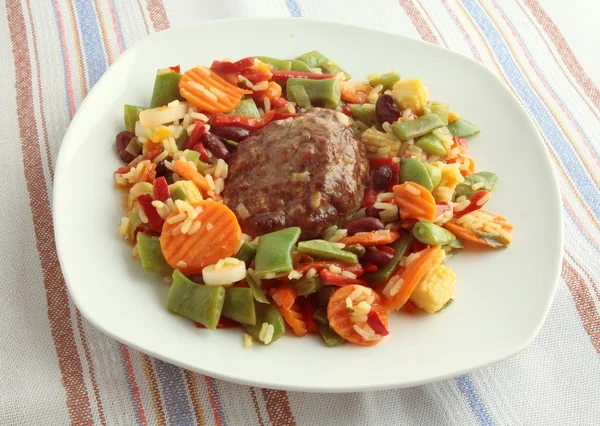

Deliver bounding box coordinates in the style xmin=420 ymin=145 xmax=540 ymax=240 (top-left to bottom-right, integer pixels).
xmin=313 ymin=307 xmax=328 ymax=325
xmin=297 ymin=240 xmax=358 ymax=264
xmin=167 ymin=270 xmax=225 ymax=329
xmin=413 ymin=221 xmax=456 ymax=246
xmin=368 ymin=73 xmax=401 ymax=90
xmin=392 ymin=113 xmax=445 ymax=140
xmin=429 ymin=102 xmax=449 ymax=125
xmin=224 ymin=139 xmax=239 ymax=151
xmin=235 ymin=241 xmax=256 ymax=267
xmin=255 ymin=227 xmax=301 ymax=279
xmin=424 ymin=163 xmax=442 ymax=189
xmin=446 ymin=238 xmax=464 ymax=250
xmin=288 ymin=84 xmax=312 ymax=108
xmin=343 ymin=244 xmax=366 ymax=258
xmin=125 ymin=137 xmax=142 ymax=157
xmin=124 ymin=105 xmax=146 ymax=133
xmin=168 ymin=180 xmax=202 ymax=204
xmin=363 ymin=233 xmax=414 ymax=284
xmin=184 ymin=150 xmax=200 ymax=165
xmin=242 ymin=302 xmax=285 ymax=345
xmin=318 ymin=324 xmax=346 ymax=347
xmin=437 ymin=298 xmax=454 ymax=312
xmin=295 ymin=50 xmax=329 ymax=68
xmin=136 ymin=233 xmax=173 ymax=276
xmin=294 ymin=277 xmax=324 ymax=297
xmin=320 ymin=60 xmax=351 ymax=80
xmin=316 ymin=287 xmax=337 ymax=307
xmin=247 ymin=270 xmax=269 ymax=304
xmin=447 ymin=118 xmax=480 ymax=138
xmin=175 ymin=130 xmax=189 ymax=150
xmin=255 ymin=56 xmax=292 ymax=70
xmin=289 ymin=59 xmax=312 ymax=72
xmin=222 ymin=287 xmax=256 ymax=325
xmin=416 ymin=133 xmax=447 ymax=156
xmin=400 ymin=158 xmax=434 ymax=192
xmin=228 ymin=99 xmax=260 ymax=118
xmin=475 ymin=231 xmax=510 ymax=248
xmin=454 ymin=172 xmax=498 ymax=200
xmin=150 ymin=71 xmax=184 ymax=108
xmin=350 ymin=104 xmax=377 ymax=126
xmin=286 ymin=78 xmax=341 ymax=109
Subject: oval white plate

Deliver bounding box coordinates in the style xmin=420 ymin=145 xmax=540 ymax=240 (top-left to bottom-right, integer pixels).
xmin=54 ymin=18 xmax=562 ymax=392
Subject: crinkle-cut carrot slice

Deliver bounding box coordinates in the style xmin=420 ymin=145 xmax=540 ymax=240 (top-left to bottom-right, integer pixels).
xmin=278 ymin=303 xmax=307 ymax=337
xmin=393 ymin=182 xmax=436 ymax=221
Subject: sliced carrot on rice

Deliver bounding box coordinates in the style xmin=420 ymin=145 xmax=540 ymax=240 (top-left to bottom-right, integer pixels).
xmin=327 ymin=285 xmax=388 ymax=346
xmin=443 ymin=211 xmax=513 ymax=248
xmin=338 ymin=231 xmax=400 ymax=247
xmin=278 ymin=303 xmax=307 ymax=337
xmin=385 ymin=245 xmax=442 ymax=311
xmin=441 ymin=222 xmax=486 ymax=245
xmin=179 ymin=65 xmax=250 ymax=113
xmin=160 ymin=200 xmax=242 ymax=275
xmin=393 ymin=182 xmax=436 ymax=221
xmin=173 ymin=159 xmax=211 ymax=193
xmin=271 ymin=285 xmax=297 ymax=311
xmin=340 ymin=80 xmax=372 ymax=104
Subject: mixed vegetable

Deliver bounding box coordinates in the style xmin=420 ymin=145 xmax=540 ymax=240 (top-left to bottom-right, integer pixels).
xmin=114 ymin=50 xmax=513 ymax=347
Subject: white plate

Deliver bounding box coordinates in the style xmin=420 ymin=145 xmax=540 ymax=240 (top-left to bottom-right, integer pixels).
xmin=54 ymin=18 xmax=562 ymax=392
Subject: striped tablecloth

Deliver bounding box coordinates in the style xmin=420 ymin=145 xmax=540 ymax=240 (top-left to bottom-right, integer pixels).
xmin=2 ymin=1 xmax=599 ymax=425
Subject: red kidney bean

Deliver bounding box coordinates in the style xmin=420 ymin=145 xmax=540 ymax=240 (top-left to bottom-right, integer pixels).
xmin=210 ymin=126 xmax=250 ymax=142
xmin=365 ymin=206 xmax=382 ymax=218
xmin=116 ymin=130 xmax=135 ymax=163
xmin=372 ymin=165 xmax=393 ymax=190
xmin=344 ymin=217 xmax=385 ymax=236
xmin=362 ymin=250 xmax=394 ymax=266
xmin=376 ymin=94 xmax=401 ymax=124
xmin=201 ymin=133 xmax=230 ymax=160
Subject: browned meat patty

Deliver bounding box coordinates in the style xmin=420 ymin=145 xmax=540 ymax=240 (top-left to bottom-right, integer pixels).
xmin=223 ymin=107 xmax=369 ymax=239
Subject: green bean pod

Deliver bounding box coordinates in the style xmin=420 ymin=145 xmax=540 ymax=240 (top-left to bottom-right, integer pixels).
xmin=412 ymin=221 xmax=456 ymax=246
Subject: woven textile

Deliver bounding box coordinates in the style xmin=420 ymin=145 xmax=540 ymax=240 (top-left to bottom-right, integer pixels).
xmin=1 ymin=1 xmax=599 ymax=425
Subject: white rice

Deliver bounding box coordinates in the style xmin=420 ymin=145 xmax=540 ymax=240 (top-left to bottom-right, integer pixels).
xmin=306 ymin=268 xmax=317 ymax=279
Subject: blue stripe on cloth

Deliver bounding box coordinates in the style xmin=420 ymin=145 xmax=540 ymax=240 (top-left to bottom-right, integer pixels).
xmin=456 ymin=375 xmax=495 ymax=426
xmin=73 ymin=0 xmax=107 ymax=88
xmin=461 ymin=0 xmax=600 ymax=217
xmin=285 ymin=0 xmax=303 ymax=17
xmin=119 ymin=354 xmax=144 ymax=426
xmin=153 ymin=359 xmax=196 ymax=426
xmin=209 ymin=377 xmax=228 ymax=425
xmin=491 ymin=0 xmax=600 ymax=160
xmin=50 ymin=0 xmax=73 ymax=119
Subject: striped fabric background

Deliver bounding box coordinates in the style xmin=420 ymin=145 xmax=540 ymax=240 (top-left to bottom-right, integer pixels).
xmin=1 ymin=0 xmax=599 ymax=425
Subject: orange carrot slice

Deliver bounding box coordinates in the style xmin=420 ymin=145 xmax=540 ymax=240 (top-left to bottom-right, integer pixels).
xmin=327 ymin=285 xmax=388 ymax=346
xmin=271 ymin=285 xmax=297 ymax=311
xmin=393 ymin=182 xmax=436 ymax=221
xmin=384 ymin=246 xmax=442 ymax=311
xmin=179 ymin=65 xmax=249 ymax=113
xmin=340 ymin=80 xmax=371 ymax=104
xmin=338 ymin=230 xmax=400 ymax=247
xmin=160 ymin=200 xmax=242 ymax=275
xmin=278 ymin=303 xmax=307 ymax=337
xmin=173 ymin=159 xmax=211 ymax=193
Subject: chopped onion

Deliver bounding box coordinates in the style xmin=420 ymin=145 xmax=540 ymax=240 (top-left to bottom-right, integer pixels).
xmin=139 ymin=102 xmax=189 ymax=129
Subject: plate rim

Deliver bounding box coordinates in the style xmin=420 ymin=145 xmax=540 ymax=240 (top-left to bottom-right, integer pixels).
xmin=53 ymin=17 xmax=564 ymax=392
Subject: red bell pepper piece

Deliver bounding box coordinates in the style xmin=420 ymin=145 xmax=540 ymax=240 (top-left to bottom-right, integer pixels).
xmin=295 ymin=261 xmax=364 ymax=276
xmin=210 ymin=57 xmax=254 ymax=74
xmin=270 ymin=70 xmax=336 ymax=82
xmin=453 ymin=136 xmax=468 ymax=149
xmin=377 ymin=245 xmax=395 ymax=255
xmin=272 ymin=111 xmax=296 ymax=121
xmin=153 ymin=176 xmax=170 ymax=202
xmin=390 ymin=162 xmax=400 ymax=191
xmin=402 ymin=300 xmax=419 ymax=315
xmin=192 ymin=143 xmax=211 ymax=163
xmin=210 ymin=110 xmax=276 ymax=131
xmin=412 ymin=240 xmax=428 ymax=253
xmin=240 ymin=68 xmax=270 ymax=84
xmin=362 ymin=187 xmax=378 ymax=207
xmin=369 ymin=157 xmax=394 ymax=169
xmin=342 ymin=105 xmax=352 ymax=116
xmin=270 ymin=97 xmax=289 ymax=108
xmin=194 ymin=317 xmax=239 ymax=329
xmin=115 ymin=164 xmax=134 ymax=175
xmin=454 ymin=190 xmax=490 ymax=218
xmin=366 ymin=311 xmax=389 ymax=336
xmin=137 ymin=194 xmax=164 ymax=232
xmin=319 ymin=269 xmax=367 ymax=286
xmin=361 ymin=263 xmax=378 ymax=272
xmin=168 ymin=65 xmax=181 ymax=73
xmin=299 ymin=297 xmax=318 ymax=334
xmin=436 ymin=202 xmax=451 ymax=216
xmin=184 ymin=121 xmax=206 ymax=150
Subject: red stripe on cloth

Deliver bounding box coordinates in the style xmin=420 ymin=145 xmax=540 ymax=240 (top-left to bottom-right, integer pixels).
xmin=122 ymin=346 xmax=148 ymax=425
xmin=250 ymin=387 xmax=266 ymax=426
xmin=398 ymin=0 xmax=440 ymax=44
xmin=6 ymin=0 xmax=94 ymax=424
xmin=141 ymin=354 xmax=168 ymax=426
xmin=524 ymin=0 xmax=600 ymax=109
xmin=136 ymin=0 xmax=151 ymax=35
xmin=51 ymin=0 xmax=76 ymax=115
xmin=204 ymin=376 xmax=223 ymax=426
xmin=562 ymin=259 xmax=600 ymax=354
xmin=261 ymin=389 xmax=296 ymax=426
xmin=184 ymin=370 xmax=207 ymax=426
xmin=147 ymin=0 xmax=170 ymax=32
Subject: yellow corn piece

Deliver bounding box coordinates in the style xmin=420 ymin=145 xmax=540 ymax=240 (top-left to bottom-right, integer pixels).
xmin=448 ymin=111 xmax=460 ymax=123
xmin=432 ymin=163 xmax=464 ymax=203
xmin=361 ymin=128 xmax=401 ymax=158
xmin=410 ymin=264 xmax=456 ymax=313
xmin=391 ymin=78 xmax=429 ymax=114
